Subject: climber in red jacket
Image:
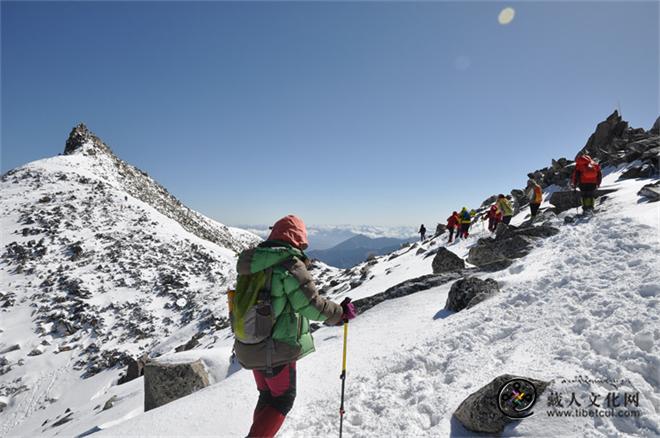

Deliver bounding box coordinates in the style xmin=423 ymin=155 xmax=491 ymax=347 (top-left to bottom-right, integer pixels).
xmin=571 ymin=155 xmax=602 ymax=212
xmin=446 ymin=212 xmax=459 ymax=243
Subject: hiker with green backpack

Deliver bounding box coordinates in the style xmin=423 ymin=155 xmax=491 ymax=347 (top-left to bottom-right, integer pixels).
xmin=231 ymin=215 xmax=357 ymax=438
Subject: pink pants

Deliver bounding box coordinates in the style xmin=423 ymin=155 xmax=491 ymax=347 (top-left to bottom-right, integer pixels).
xmin=247 ymin=362 xmax=296 ymax=438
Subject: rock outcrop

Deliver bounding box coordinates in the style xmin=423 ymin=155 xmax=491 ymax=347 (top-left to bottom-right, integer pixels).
xmin=453 ymin=374 xmax=550 ymax=434
xmin=638 ymin=181 xmax=660 ymax=202
xmin=484 ymin=111 xmax=659 ymax=211
xmin=650 ymin=116 xmax=660 ymax=135
xmin=118 ymin=353 xmax=149 ymax=385
xmin=144 ymin=359 xmax=210 ymax=411
xmin=434 ymin=223 xmax=447 ymax=236
xmin=445 ymin=277 xmax=499 ymax=311
xmin=581 ymin=110 xmax=629 ymax=158
xmin=432 ymin=248 xmax=465 ymax=274
xmin=467 ymin=224 xmax=559 ymax=270
xmin=548 ymin=189 xmax=617 ymax=214
xmin=618 ymin=163 xmax=657 ymax=180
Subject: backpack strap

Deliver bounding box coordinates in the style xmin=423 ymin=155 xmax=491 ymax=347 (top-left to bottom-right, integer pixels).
xmin=258 ymin=267 xmax=275 ymax=376
xmin=258 ymin=268 xmax=273 ymax=303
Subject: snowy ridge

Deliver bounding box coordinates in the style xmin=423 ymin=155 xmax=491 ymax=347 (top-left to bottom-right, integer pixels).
xmin=0 ymin=125 xmax=259 ymax=436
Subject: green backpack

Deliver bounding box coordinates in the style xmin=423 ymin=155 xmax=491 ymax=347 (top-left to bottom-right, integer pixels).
xmin=231 ymin=268 xmax=275 ymax=344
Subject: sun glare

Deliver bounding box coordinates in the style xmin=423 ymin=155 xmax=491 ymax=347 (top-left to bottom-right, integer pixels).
xmin=498 ymin=7 xmax=516 ymax=25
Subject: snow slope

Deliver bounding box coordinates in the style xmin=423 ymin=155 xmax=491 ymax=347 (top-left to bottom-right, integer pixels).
xmin=94 ymin=167 xmax=659 ymax=437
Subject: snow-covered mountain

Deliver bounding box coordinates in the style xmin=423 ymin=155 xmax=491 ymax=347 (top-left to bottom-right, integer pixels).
xmin=1 ymin=114 xmax=659 ymax=438
xmin=0 ymin=124 xmax=259 ymax=435
xmin=307 ymin=234 xmax=414 ymax=268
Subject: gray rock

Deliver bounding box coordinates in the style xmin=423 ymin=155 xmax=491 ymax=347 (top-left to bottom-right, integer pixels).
xmin=494 ymin=222 xmax=514 ymax=240
xmin=641 ymin=146 xmax=660 ymax=161
xmin=453 ymin=374 xmax=550 ymax=434
xmin=551 ymin=157 xmax=570 ymax=170
xmin=477 ymin=259 xmax=514 ymax=272
xmin=103 ymin=395 xmax=118 ymax=411
xmin=0 ymin=344 xmax=21 ymax=354
xmin=512 ymin=225 xmax=560 ymax=239
xmin=467 ymin=224 xmax=559 ymax=269
xmin=51 ymin=412 xmax=73 ymax=428
xmin=618 ymin=163 xmax=656 ymax=180
xmin=118 ymin=353 xmax=149 ymax=385
xmin=351 ymin=273 xmax=461 ymax=317
xmin=175 ymin=334 xmax=203 ymax=353
xmin=28 ymin=346 xmax=45 ymax=356
xmin=467 ymin=235 xmax=533 ymax=267
xmin=445 ymin=277 xmax=499 ymax=312
xmin=580 ymin=110 xmax=628 ymax=159
xmin=548 ymin=189 xmax=617 ymax=214
xmin=432 ymin=248 xmax=465 ymax=274
xmin=480 ymin=194 xmax=498 ymax=208
xmin=510 ymin=189 xmax=526 ymax=205
xmin=144 ymin=359 xmax=210 ymax=411
xmin=650 ymin=116 xmax=660 ymax=135
xmin=434 ymin=223 xmax=447 ymax=236
xmin=638 ymin=181 xmax=660 ymax=202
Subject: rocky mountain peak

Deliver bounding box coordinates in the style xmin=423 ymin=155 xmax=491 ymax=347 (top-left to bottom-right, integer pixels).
xmin=63 ymin=123 xmax=112 ymax=156
xmin=650 ymin=116 xmax=660 ymax=135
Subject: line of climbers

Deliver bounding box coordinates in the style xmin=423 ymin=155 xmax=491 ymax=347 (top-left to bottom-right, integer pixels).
xmin=443 ymin=191 xmax=516 ymax=243
xmin=438 ymin=154 xmax=602 ymax=243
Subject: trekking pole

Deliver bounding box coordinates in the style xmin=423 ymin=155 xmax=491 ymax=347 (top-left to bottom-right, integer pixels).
xmin=339 ymin=318 xmax=349 ymax=438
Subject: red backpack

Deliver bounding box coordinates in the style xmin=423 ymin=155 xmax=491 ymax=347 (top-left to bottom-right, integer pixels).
xmin=575 ymin=155 xmax=601 ymax=184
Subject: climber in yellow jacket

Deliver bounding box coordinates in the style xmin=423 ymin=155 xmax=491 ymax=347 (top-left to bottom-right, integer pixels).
xmin=496 ymin=195 xmax=513 ymax=225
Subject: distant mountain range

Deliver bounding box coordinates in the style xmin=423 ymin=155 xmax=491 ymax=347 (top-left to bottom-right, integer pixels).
xmin=307 ymin=234 xmax=415 ymax=268
xmin=242 ymin=224 xmax=418 ymax=251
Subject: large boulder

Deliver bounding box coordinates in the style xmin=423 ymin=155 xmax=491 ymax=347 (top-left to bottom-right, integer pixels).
xmin=467 ymin=234 xmax=533 ymax=267
xmin=638 ymin=181 xmax=660 ymax=202
xmin=618 ymin=163 xmax=656 ymax=180
xmin=445 ymin=277 xmax=499 ymax=311
xmin=548 ymin=189 xmax=617 ymax=214
xmin=432 ymin=248 xmax=465 ymax=274
xmin=453 ymin=374 xmax=550 ymax=434
xmin=467 ymin=224 xmax=559 ymax=270
xmin=144 ymin=359 xmax=210 ymax=411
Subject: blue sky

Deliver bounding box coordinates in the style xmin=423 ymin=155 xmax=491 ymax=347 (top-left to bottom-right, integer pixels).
xmin=2 ymin=1 xmax=658 ymax=227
